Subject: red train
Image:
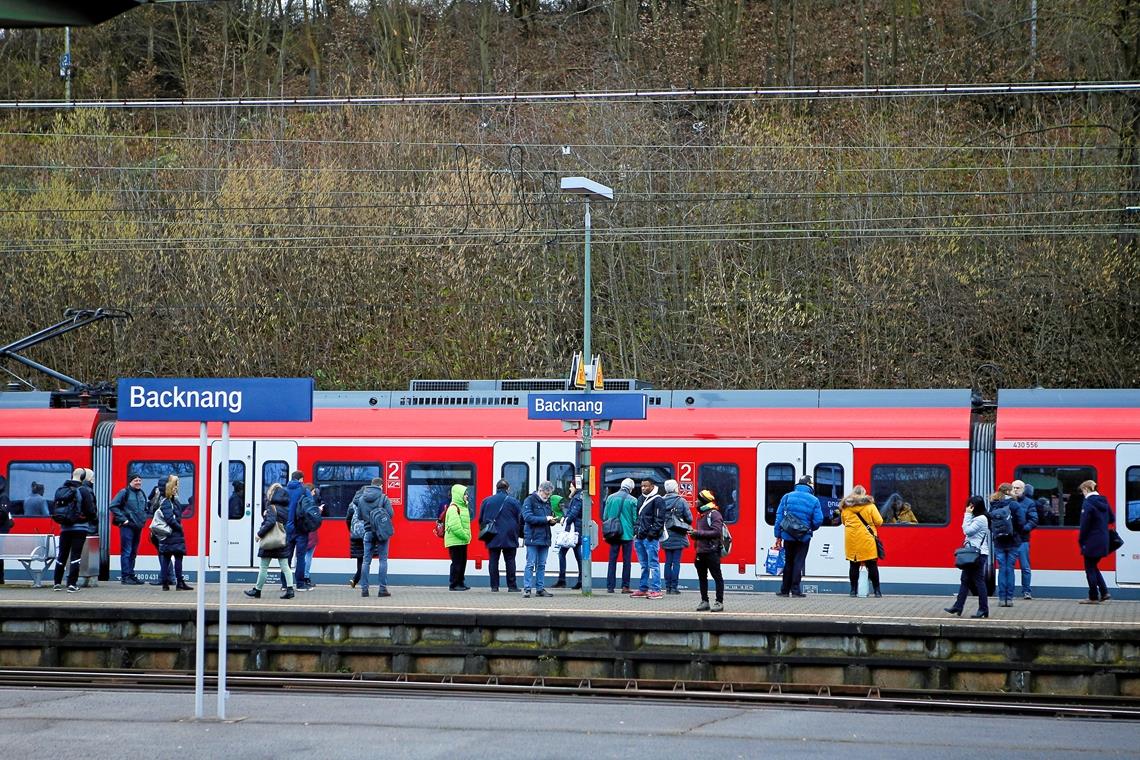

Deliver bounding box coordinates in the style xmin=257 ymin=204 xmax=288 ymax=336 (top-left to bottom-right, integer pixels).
xmin=1 ymin=384 xmax=1136 ymax=596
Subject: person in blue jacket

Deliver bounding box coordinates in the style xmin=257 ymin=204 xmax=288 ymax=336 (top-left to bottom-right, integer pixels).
xmin=478 ymin=479 xmax=523 ymax=592
xmin=1077 ymin=480 xmax=1114 ymax=604
xmin=773 ymin=475 xmax=824 ymax=597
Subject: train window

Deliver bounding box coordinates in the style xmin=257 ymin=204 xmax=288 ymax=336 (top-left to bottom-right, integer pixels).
xmin=406 ymin=462 xmax=475 ymax=521
xmin=1014 ymin=465 xmax=1097 ymax=528
xmin=764 ymin=463 xmax=795 ymax=526
xmin=871 ymin=464 xmax=949 ymax=525
xmin=217 ymin=461 xmax=246 ymax=519
xmin=814 ymin=463 xmax=844 ymax=524
xmin=130 ymin=460 xmax=196 ymax=518
xmin=315 ymin=462 xmax=381 ymax=519
xmin=600 ymin=464 xmax=674 ymax=499
xmin=262 ymin=461 xmax=289 ymax=499
xmin=698 ymin=464 xmax=739 ymax=524
xmin=547 ymin=462 xmax=575 ymax=497
xmin=1126 ymin=467 xmax=1140 ymax=532
xmin=501 ymin=462 xmax=529 ymax=503
xmin=4 ymin=461 xmax=72 ymax=517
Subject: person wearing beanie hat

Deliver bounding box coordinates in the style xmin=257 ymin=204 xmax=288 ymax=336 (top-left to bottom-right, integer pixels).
xmin=109 ymin=471 xmax=149 ymax=584
xmin=603 ymin=478 xmax=639 ymax=593
xmin=692 ymin=489 xmax=726 ymax=611
xmin=660 ymin=479 xmax=693 ymax=594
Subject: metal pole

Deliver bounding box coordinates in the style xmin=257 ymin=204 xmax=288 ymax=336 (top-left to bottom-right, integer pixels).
xmin=217 ymin=421 xmax=230 ymax=720
xmin=193 ymin=422 xmax=207 ymax=719
xmin=580 ymin=199 xmax=593 ymax=596
xmin=63 ymin=27 xmax=71 ymax=102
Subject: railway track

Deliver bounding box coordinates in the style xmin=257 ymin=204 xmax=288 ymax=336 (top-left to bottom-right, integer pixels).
xmin=1 ymin=667 xmax=1138 ymax=720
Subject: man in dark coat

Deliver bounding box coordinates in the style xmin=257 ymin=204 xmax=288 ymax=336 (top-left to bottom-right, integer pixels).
xmin=774 ymin=475 xmax=824 ymax=598
xmin=478 ymin=479 xmax=523 ymax=592
xmin=109 ymin=471 xmax=149 ymax=585
xmin=1009 ymin=479 xmax=1040 ymax=599
xmin=521 ymin=481 xmax=558 ymax=598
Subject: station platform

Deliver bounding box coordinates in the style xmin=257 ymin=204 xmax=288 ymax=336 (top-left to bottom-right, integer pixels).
xmin=1 ymin=580 xmax=1137 ymax=698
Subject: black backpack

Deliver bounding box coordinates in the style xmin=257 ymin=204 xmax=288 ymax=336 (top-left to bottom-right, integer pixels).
xmin=51 ymin=485 xmax=83 ymax=525
xmin=297 ymin=496 xmax=322 ymax=533
xmin=368 ymin=498 xmax=395 ymax=540
xmin=990 ymin=503 xmax=1015 ymax=543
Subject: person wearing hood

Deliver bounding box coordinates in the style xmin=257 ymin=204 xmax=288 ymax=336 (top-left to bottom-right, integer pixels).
xmin=660 ymin=479 xmax=693 ymax=594
xmin=109 ymin=471 xmax=149 ymax=585
xmin=691 ymin=489 xmax=725 ymax=611
xmin=632 ymin=478 xmax=667 ymax=599
xmin=156 ymin=474 xmax=193 ymax=592
xmin=521 ymin=480 xmax=559 ymax=597
xmin=603 ymin=478 xmax=638 ymax=593
xmin=444 ymin=484 xmax=472 ymax=591
xmin=356 ymin=478 xmax=394 ymax=597
xmin=52 ymin=467 xmax=97 ymax=593
xmin=1077 ymin=480 xmax=1114 ymax=604
xmin=553 ymin=481 xmax=583 ymax=589
xmin=841 ymin=485 xmax=884 ymax=597
xmin=774 ymin=475 xmax=824 ymax=598
xmin=244 ymin=482 xmax=295 ymax=599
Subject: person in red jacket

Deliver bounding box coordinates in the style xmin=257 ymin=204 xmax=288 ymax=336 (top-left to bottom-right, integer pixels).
xmin=691 ymin=489 xmax=725 ymax=612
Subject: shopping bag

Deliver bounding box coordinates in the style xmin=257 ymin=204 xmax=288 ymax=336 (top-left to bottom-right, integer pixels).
xmin=764 ymin=545 xmax=785 ymax=576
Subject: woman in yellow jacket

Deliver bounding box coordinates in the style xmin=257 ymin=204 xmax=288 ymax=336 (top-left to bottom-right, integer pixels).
xmin=444 ymin=484 xmax=472 ymax=591
xmin=841 ymin=485 xmax=884 ymax=597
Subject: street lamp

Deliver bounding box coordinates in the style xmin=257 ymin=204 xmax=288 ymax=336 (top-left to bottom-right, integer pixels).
xmin=560 ymin=176 xmax=613 ymax=596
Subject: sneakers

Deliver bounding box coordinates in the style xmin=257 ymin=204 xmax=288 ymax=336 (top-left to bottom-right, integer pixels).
xmin=507 ymin=587 xmax=521 ymax=593
xmin=710 ymin=601 xmax=723 ymax=612
xmin=646 ymin=591 xmax=664 ymax=599
xmin=243 ymin=588 xmax=261 ymax=598
xmin=630 ymin=590 xmax=648 ymax=598
xmin=52 ymin=584 xmax=63 ymax=591
xmin=535 ymin=589 xmax=553 ymax=598
xmin=551 ymin=581 xmax=567 ymax=588
xmin=66 ymin=585 xmax=79 ymax=593
xmin=361 ymin=589 xmax=369 ymax=597
xmin=1023 ymin=592 xmax=1033 ymax=600
xmin=1078 ymin=599 xmax=1100 ymax=605
xmin=376 ymin=591 xmax=391 ymax=598
xmin=348 ymin=578 xmax=357 ymax=589
xmin=523 ymin=589 xmax=531 ymax=598
xmin=696 ymin=600 xmax=710 ymax=611
xmin=121 ymin=576 xmax=144 ymax=585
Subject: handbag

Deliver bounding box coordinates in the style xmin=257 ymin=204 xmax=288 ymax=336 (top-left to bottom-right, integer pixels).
xmin=764 ymin=545 xmax=785 ymax=575
xmin=1108 ymin=528 xmax=1124 ymax=553
xmin=478 ymin=502 xmax=506 ymax=542
xmin=778 ymin=510 xmax=810 ymax=540
xmin=553 ymin=520 xmax=578 ymax=549
xmin=149 ymin=504 xmax=172 ymax=539
xmin=854 ymin=512 xmax=885 ymax=560
xmin=665 ymin=511 xmax=692 ymax=534
xmin=260 ymin=521 xmax=286 ymax=551
xmin=954 ymin=543 xmax=981 ymax=569
xmin=602 ymin=516 xmax=624 ymax=543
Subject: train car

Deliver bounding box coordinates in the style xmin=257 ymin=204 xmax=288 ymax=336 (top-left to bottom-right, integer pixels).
xmin=0 ymin=383 xmax=1135 ymax=597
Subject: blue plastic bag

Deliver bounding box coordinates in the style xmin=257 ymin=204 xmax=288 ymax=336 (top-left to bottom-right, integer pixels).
xmin=765 ymin=545 xmax=785 ymax=576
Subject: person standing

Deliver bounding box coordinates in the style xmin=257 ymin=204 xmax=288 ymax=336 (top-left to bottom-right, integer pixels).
xmin=691 ymin=489 xmax=725 ymax=611
xmin=554 ymin=481 xmax=583 ymax=589
xmin=1009 ymin=479 xmax=1039 ymax=599
xmin=156 ymin=475 xmax=192 ymax=592
xmin=52 ymin=467 xmax=97 ymax=593
xmin=244 ymin=482 xmax=295 ymax=599
xmin=228 ymin=480 xmax=245 ymax=520
xmin=24 ymin=482 xmax=49 ymax=516
xmin=282 ymin=471 xmax=309 ymax=591
xmin=945 ymin=496 xmax=991 ymax=618
xmin=521 ymin=481 xmax=558 ymax=597
xmin=660 ymin=479 xmax=693 ymax=594
xmin=603 ymin=479 xmax=638 ymax=593
xmin=346 ymin=486 xmax=367 ymax=589
xmin=840 ymin=485 xmax=884 ymax=597
xmin=773 ymin=475 xmax=824 ymax=598
xmin=109 ymin=471 xmax=148 ymax=585
xmin=989 ymin=483 xmax=1019 ymax=608
xmin=1077 ymin=480 xmax=1114 ymax=604
xmin=631 ymin=478 xmax=666 ymax=599
xmin=478 ymin=479 xmax=522 ymax=592
xmin=444 ymin=484 xmax=472 ymax=591
xmin=358 ymin=478 xmax=394 ymax=598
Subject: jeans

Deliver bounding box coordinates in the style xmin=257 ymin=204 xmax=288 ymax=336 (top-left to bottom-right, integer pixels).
xmin=663 ymin=547 xmax=683 ymax=591
xmin=361 ymin=535 xmax=389 ymax=593
xmin=1084 ymin=555 xmax=1108 ymax=601
xmin=607 ymin=540 xmax=633 ymax=591
xmin=634 ymin=538 xmax=661 ymax=592
xmin=1016 ymin=540 xmax=1032 ymax=595
xmin=488 ymin=547 xmax=518 ymax=590
xmin=694 ymin=552 xmax=723 ymax=603
xmin=950 ymin=556 xmax=989 ymax=615
xmin=293 ymin=532 xmax=311 ymax=584
xmin=779 ymin=539 xmax=809 ymax=595
xmin=54 ymin=530 xmax=87 ymax=588
xmin=994 ymin=545 xmax=1018 ymax=602
xmin=448 ymin=544 xmax=468 ymax=588
xmin=524 ymin=544 xmax=550 ymax=591
xmin=255 ymin=557 xmax=294 ymax=590
xmin=557 ymin=544 xmax=581 ymax=584
xmin=119 ymin=525 xmax=141 ymax=579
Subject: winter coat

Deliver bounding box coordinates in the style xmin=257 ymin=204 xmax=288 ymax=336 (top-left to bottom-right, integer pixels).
xmin=1013 ymin=495 xmax=1040 ymax=541
xmin=443 ymin=484 xmax=471 ymax=548
xmin=841 ymin=495 xmax=883 ymax=563
xmin=478 ymin=490 xmax=523 ymax=549
xmin=660 ymin=492 xmax=693 ymax=550
xmin=355 ymin=485 xmax=392 ymax=541
xmin=692 ymin=504 xmax=724 ymax=556
xmin=109 ymin=485 xmax=149 ymax=529
xmin=962 ymin=513 xmax=990 ymax=556
xmin=59 ymin=479 xmax=98 ymax=535
xmin=256 ymin=501 xmax=289 ymax=560
xmin=521 ymin=490 xmax=554 ymax=547
xmin=603 ymin=489 xmax=638 ymax=541
xmin=157 ymin=497 xmax=187 ymax=555
xmin=284 ymin=479 xmax=306 ymax=537
xmin=634 ymin=488 xmax=666 ymax=541
xmin=774 ymin=484 xmax=824 ymax=542
xmin=1079 ymin=493 xmax=1113 ymax=559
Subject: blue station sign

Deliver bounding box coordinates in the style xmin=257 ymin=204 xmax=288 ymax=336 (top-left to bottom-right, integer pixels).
xmin=117 ymin=377 xmax=314 ymax=422
xmin=527 ymin=392 xmax=647 ymax=421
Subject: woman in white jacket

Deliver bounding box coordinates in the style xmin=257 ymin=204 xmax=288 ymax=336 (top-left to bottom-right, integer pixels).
xmin=945 ymin=495 xmax=991 ymax=619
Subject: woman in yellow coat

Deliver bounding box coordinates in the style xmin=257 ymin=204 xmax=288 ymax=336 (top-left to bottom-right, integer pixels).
xmin=841 ymin=485 xmax=884 ymax=597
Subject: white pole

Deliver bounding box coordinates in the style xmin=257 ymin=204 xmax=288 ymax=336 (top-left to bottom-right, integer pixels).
xmin=194 ymin=421 xmax=207 ymax=718
xmin=217 ymin=421 xmax=230 ymax=719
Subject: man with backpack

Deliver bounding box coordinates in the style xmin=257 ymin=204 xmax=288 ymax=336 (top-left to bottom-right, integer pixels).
xmin=52 ymin=467 xmax=97 ymax=593
xmin=109 ymin=471 xmax=148 ymax=585
xmin=989 ymin=483 xmax=1020 ymax=608
xmin=282 ymin=471 xmax=312 ymax=591
xmin=354 ymin=477 xmax=394 ymax=597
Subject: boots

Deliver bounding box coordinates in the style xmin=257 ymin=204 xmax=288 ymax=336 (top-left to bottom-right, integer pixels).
xmin=281 ymin=587 xmax=295 ymax=599
xmin=176 ymin=579 xmax=193 ymax=591
xmin=162 ymin=581 xmax=170 ymax=591
xmin=244 ymin=588 xmax=261 ymax=598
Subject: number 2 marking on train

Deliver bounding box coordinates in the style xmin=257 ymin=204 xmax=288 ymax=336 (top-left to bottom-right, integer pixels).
xmin=679 ymin=462 xmax=693 ymax=482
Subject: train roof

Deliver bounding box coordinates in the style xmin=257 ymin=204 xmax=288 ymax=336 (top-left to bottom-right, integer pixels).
xmin=997 ymin=389 xmax=1140 ymax=441
xmin=0 ymin=407 xmax=101 ymax=438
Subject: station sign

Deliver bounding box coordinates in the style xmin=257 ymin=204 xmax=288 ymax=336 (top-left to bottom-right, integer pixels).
xmin=527 ymin=392 xmax=647 ymax=421
xmin=117 ymin=377 xmax=314 ymax=422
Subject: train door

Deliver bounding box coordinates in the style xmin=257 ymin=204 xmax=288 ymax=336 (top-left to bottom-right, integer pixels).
xmin=756 ymin=442 xmax=852 ymax=579
xmin=1115 ymin=444 xmax=1140 ymax=583
xmin=209 ymin=439 xmax=296 ymax=568
xmin=492 ymin=441 xmax=578 ymax=504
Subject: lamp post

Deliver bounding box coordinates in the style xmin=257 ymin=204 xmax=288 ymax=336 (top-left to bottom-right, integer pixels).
xmin=559 ymin=176 xmax=613 ymax=596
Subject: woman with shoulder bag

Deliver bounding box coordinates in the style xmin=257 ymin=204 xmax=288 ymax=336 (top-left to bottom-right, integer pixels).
xmin=841 ymin=485 xmax=884 ymax=597
xmin=660 ymin=479 xmax=693 ymax=594
xmin=1077 ymin=480 xmax=1113 ymax=604
xmin=244 ymin=482 xmax=295 ymax=599
xmin=157 ymin=475 xmax=193 ymax=592
xmin=553 ymin=482 xmax=583 ymax=589
xmin=945 ymin=496 xmax=990 ymax=619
